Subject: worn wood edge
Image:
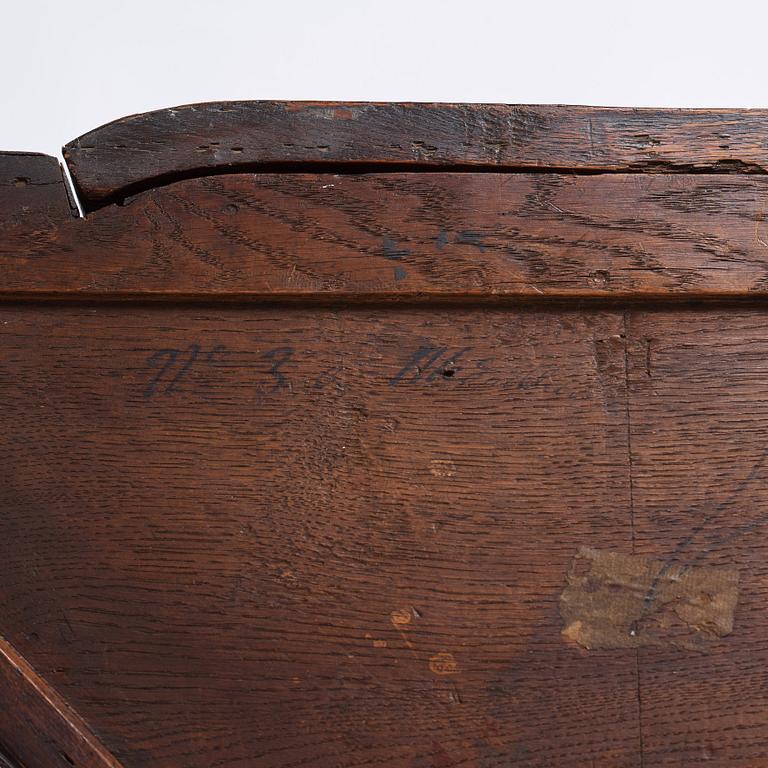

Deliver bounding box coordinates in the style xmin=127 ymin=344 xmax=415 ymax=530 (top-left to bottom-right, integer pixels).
xmin=0 ymin=152 xmax=79 ymax=221
xmin=4 ymin=291 xmax=768 ymax=305
xmin=0 ymin=152 xmax=64 ymax=185
xmin=62 ymin=101 xmax=768 ymax=211
xmin=0 ymin=634 xmax=124 ymax=768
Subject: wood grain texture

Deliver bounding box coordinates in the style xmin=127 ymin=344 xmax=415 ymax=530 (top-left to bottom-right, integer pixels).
xmin=6 ymin=102 xmax=768 ymax=767
xmin=5 ymin=172 xmax=768 ymax=300
xmin=0 ymin=634 xmax=124 ymax=768
xmin=626 ymin=310 xmax=768 ymax=767
xmin=63 ymin=102 xmax=768 ymax=210
xmin=0 ymin=750 xmax=20 ymax=768
xmin=0 ymin=304 xmax=640 ymax=768
xmin=0 ymin=152 xmax=76 ymax=225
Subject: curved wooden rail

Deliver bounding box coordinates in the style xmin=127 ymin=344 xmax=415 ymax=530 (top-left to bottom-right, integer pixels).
xmin=63 ymin=102 xmax=768 ymax=210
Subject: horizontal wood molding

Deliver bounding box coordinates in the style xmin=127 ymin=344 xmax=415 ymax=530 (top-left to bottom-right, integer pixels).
xmin=63 ymin=102 xmax=768 ymax=210
xmin=0 ymin=152 xmax=76 ymax=224
xmin=4 ymin=172 xmax=768 ymax=301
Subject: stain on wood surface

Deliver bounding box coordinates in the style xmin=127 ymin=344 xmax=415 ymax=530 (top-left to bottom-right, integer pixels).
xmin=0 ymin=152 xmax=76 ymax=225
xmin=560 ymin=546 xmax=739 ymax=651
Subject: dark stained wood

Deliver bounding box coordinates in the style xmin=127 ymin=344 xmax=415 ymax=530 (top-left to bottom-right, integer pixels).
xmin=0 ymin=634 xmax=123 ymax=768
xmin=64 ymin=102 xmax=768 ymax=211
xmin=0 ymin=152 xmax=76 ymax=225
xmin=0 ymin=750 xmax=21 ymax=768
xmin=5 ymin=172 xmax=768 ymax=300
xmin=4 ymin=102 xmax=768 ymax=768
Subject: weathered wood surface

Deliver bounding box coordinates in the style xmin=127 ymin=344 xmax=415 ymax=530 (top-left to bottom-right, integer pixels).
xmin=0 ymin=152 xmax=75 ymax=225
xmin=64 ymin=103 xmax=768 ymax=210
xmin=5 ymin=172 xmax=768 ymax=299
xmin=0 ymin=305 xmax=640 ymax=767
xmin=3 ymin=104 xmax=768 ymax=768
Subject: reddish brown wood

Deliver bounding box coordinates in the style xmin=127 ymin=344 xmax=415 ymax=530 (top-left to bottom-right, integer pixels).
xmin=4 ymin=172 xmax=768 ymax=300
xmin=3 ymin=102 xmax=768 ymax=768
xmin=0 ymin=635 xmax=123 ymax=768
xmin=63 ymin=103 xmax=768 ymax=211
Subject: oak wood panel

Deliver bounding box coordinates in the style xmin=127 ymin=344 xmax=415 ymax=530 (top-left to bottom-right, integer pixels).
xmin=5 ymin=172 xmax=768 ymax=300
xmin=626 ymin=310 xmax=768 ymax=767
xmin=6 ymin=101 xmax=768 ymax=768
xmin=0 ymin=635 xmax=124 ymax=768
xmin=0 ymin=304 xmax=638 ymax=768
xmin=62 ymin=102 xmax=768 ymax=210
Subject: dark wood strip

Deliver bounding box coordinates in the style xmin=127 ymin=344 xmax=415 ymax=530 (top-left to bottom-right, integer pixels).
xmin=0 ymin=152 xmax=77 ymax=226
xmin=3 ymin=172 xmax=768 ymax=300
xmin=0 ymin=750 xmax=21 ymax=768
xmin=0 ymin=634 xmax=124 ymax=768
xmin=63 ymin=102 xmax=768 ymax=210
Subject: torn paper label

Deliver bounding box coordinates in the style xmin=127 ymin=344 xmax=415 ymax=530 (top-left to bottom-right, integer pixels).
xmin=560 ymin=546 xmax=739 ymax=652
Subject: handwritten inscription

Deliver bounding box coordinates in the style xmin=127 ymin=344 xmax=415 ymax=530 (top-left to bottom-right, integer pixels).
xmin=389 ymin=346 xmax=470 ymax=386
xmin=145 ymin=345 xmax=201 ymax=398
xmin=261 ymin=347 xmax=294 ymax=391
xmin=143 ymin=343 xmax=293 ymax=399
xmin=141 ymin=340 xmax=559 ymax=398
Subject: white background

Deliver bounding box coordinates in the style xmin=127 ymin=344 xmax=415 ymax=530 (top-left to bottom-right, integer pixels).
xmin=3 ymin=0 xmax=768 ymax=158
